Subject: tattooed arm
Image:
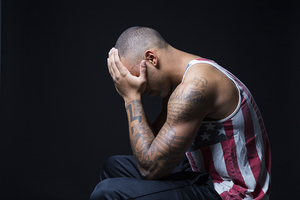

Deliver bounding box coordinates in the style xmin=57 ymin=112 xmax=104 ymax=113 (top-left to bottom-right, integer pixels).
xmin=107 ymin=48 xmax=213 ymax=179
xmin=125 ymin=77 xmax=212 ymax=179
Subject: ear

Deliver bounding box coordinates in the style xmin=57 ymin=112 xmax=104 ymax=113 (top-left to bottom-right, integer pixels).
xmin=144 ymin=50 xmax=158 ymax=67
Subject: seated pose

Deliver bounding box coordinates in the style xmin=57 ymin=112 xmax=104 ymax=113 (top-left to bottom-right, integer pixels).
xmin=90 ymin=27 xmax=271 ymax=200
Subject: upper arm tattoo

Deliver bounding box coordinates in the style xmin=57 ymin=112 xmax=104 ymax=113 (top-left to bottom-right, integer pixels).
xmin=152 ymin=77 xmax=208 ymax=175
xmin=168 ymin=77 xmax=208 ymax=125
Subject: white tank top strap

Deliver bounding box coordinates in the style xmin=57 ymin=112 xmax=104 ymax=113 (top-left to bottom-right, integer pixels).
xmin=181 ymin=58 xmax=215 ymax=82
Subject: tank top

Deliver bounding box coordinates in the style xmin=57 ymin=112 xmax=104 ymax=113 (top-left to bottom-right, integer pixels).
xmin=183 ymin=58 xmax=271 ymax=200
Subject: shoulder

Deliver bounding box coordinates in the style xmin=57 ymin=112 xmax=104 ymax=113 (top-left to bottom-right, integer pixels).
xmin=170 ymin=76 xmax=210 ymax=106
xmin=180 ymin=62 xmax=240 ymax=120
xmin=168 ymin=67 xmax=216 ymax=122
xmin=182 ymin=62 xmax=220 ymax=86
xmin=177 ymin=63 xmax=219 ymax=104
xmin=181 ymin=62 xmax=234 ymax=98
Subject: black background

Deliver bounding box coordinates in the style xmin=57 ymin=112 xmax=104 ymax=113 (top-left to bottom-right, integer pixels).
xmin=1 ymin=1 xmax=299 ymax=199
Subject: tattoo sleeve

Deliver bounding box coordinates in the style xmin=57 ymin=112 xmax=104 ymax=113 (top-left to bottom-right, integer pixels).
xmin=125 ymin=77 xmax=208 ymax=179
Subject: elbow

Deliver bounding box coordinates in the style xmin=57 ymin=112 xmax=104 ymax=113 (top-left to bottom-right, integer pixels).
xmin=139 ymin=168 xmax=156 ymax=180
xmin=141 ymin=172 xmax=158 ymax=180
xmin=139 ymin=167 xmax=170 ymax=180
xmin=142 ymin=172 xmax=160 ymax=180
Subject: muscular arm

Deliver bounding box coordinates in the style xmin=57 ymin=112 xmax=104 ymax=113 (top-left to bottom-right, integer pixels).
xmin=107 ymin=48 xmax=213 ymax=179
xmin=125 ymin=77 xmax=211 ymax=179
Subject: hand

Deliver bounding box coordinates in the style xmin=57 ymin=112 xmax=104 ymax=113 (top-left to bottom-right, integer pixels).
xmin=107 ymin=48 xmax=147 ymax=102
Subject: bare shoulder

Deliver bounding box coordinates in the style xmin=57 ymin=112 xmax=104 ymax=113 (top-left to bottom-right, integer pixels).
xmin=170 ymin=76 xmax=210 ymax=107
xmin=180 ymin=62 xmax=239 ymax=120
xmin=167 ymin=67 xmax=215 ymax=124
xmin=174 ymin=63 xmax=219 ymax=105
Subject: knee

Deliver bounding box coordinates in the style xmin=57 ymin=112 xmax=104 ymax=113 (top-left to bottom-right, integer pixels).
xmin=102 ymin=155 xmax=122 ymax=174
xmin=103 ymin=155 xmax=123 ymax=168
xmin=90 ymin=179 xmax=122 ymax=200
xmin=101 ymin=155 xmax=129 ymax=176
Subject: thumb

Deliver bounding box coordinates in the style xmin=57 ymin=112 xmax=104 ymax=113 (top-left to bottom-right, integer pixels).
xmin=139 ymin=60 xmax=147 ymax=81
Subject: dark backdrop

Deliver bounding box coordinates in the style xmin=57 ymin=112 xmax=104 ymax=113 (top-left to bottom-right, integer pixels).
xmin=1 ymin=1 xmax=299 ymax=199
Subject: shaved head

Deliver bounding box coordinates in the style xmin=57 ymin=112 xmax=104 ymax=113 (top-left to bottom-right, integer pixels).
xmin=115 ymin=26 xmax=169 ymax=66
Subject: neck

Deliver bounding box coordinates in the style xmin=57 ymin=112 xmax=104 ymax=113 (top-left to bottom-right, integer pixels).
xmin=160 ymin=46 xmax=201 ymax=86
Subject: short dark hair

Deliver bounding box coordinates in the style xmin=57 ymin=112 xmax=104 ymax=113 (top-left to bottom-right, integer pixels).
xmin=115 ymin=26 xmax=168 ymax=65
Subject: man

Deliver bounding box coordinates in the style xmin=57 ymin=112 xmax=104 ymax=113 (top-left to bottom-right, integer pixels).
xmin=90 ymin=27 xmax=271 ymax=199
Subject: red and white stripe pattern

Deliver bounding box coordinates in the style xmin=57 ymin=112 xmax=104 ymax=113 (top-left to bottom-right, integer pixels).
xmin=184 ymin=59 xmax=271 ymax=200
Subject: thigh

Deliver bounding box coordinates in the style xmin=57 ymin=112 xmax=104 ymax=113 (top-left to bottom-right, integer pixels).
xmin=100 ymin=155 xmax=142 ymax=180
xmin=90 ymin=172 xmax=221 ymax=200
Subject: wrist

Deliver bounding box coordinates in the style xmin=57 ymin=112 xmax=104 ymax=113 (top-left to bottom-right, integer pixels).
xmin=124 ymin=95 xmax=141 ymax=105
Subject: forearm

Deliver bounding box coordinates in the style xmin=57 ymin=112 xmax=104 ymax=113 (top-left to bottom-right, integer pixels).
xmin=125 ymin=100 xmax=156 ymax=178
xmin=125 ymin=99 xmax=188 ymax=180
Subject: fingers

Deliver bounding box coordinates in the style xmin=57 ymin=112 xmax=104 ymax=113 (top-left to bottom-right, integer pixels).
xmin=107 ymin=48 xmax=147 ymax=97
xmin=139 ymin=60 xmax=147 ymax=83
xmin=107 ymin=48 xmax=116 ymax=78
xmin=107 ymin=48 xmax=128 ymax=79
xmin=113 ymin=49 xmax=128 ymax=76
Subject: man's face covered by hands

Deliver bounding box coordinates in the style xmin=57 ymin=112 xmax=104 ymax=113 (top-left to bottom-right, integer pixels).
xmin=107 ymin=48 xmax=147 ymax=102
xmin=119 ymin=53 xmax=171 ymax=98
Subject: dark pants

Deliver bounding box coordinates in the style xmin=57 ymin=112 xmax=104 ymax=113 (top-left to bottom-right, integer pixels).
xmin=90 ymin=155 xmax=221 ymax=200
